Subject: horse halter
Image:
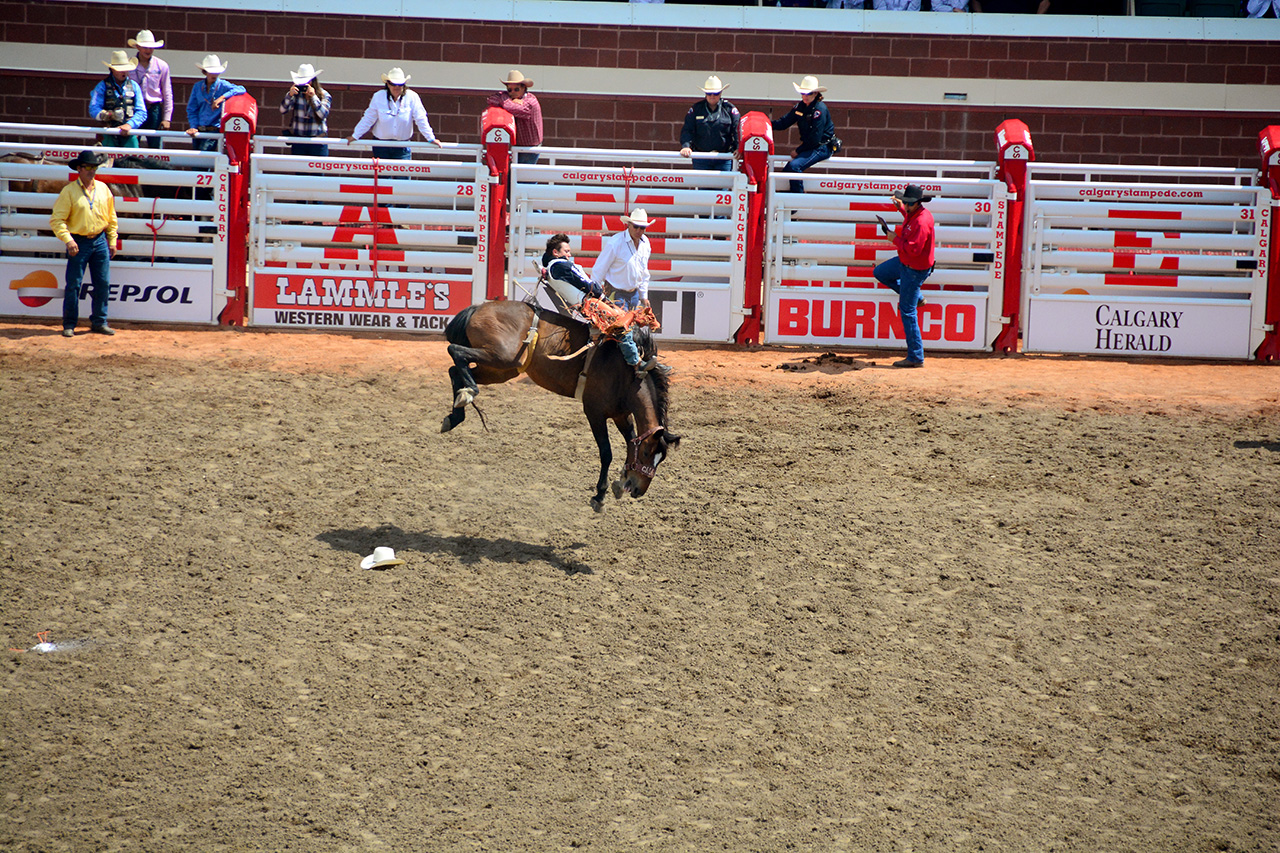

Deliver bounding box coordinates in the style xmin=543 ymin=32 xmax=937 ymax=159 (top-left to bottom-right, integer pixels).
xmin=626 ymin=425 xmax=665 ymax=478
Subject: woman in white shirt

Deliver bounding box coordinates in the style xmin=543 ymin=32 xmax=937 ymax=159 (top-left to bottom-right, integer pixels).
xmin=345 ymin=67 xmax=442 ymax=160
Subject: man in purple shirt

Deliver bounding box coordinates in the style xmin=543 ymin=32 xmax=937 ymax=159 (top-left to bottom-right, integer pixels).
xmin=126 ymin=30 xmax=172 ymax=150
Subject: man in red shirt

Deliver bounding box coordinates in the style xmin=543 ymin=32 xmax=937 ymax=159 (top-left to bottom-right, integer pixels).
xmin=875 ymin=184 xmax=935 ymax=367
xmin=487 ymin=70 xmax=543 ymax=165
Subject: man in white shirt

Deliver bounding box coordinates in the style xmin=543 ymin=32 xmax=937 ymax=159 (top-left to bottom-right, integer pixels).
xmin=592 ymin=208 xmax=652 ymax=312
xmin=346 ymin=67 xmax=442 ymax=160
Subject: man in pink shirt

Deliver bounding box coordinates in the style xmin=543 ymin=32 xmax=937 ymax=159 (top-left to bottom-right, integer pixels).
xmin=874 ymin=184 xmax=936 ymax=368
xmin=488 ymin=70 xmax=543 ymax=164
xmin=126 ymin=30 xmax=172 ymax=149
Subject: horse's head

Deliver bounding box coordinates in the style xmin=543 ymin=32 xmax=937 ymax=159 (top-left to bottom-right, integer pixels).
xmin=615 ymin=424 xmax=681 ymax=499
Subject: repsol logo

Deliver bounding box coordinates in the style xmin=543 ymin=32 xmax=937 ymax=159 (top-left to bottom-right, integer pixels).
xmin=109 ymin=284 xmax=194 ymax=304
xmin=777 ymin=298 xmax=978 ymax=343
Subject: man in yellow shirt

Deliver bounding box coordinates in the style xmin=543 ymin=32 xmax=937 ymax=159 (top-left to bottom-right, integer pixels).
xmin=50 ymin=150 xmax=118 ymax=336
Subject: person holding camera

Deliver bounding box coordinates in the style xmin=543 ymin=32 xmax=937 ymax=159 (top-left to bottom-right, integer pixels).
xmin=89 ymin=50 xmax=147 ymax=148
xmin=280 ymin=63 xmax=331 ymax=157
xmin=771 ymin=75 xmax=836 ymax=194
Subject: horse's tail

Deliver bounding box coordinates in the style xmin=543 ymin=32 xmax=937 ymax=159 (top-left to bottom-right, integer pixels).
xmin=445 ymin=305 xmax=478 ymax=348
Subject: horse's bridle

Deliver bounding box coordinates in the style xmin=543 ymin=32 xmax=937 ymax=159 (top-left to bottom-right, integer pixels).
xmin=626 ymin=426 xmax=664 ymax=478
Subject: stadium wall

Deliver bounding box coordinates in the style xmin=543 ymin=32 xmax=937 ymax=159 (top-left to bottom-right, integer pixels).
xmin=0 ymin=0 xmax=1277 ymax=168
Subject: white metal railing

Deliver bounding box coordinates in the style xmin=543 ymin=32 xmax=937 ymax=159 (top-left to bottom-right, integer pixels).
xmin=1022 ymin=162 xmax=1269 ymax=358
xmin=507 ymin=148 xmax=747 ymax=342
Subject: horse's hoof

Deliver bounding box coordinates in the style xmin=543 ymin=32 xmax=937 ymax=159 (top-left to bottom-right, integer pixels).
xmin=453 ymin=388 xmax=475 ymax=409
xmin=440 ymin=415 xmax=454 ymax=434
xmin=611 ymin=479 xmax=624 ymax=500
xmin=590 ymin=497 xmax=605 ymax=513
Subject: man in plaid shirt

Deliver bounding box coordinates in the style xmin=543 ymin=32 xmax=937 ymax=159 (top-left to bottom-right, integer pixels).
xmin=488 ymin=70 xmax=543 ymax=165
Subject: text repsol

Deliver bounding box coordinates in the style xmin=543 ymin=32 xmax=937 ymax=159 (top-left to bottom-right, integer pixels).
xmin=777 ymin=298 xmax=978 ymax=343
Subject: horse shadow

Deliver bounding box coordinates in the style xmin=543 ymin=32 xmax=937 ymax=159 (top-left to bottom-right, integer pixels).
xmin=317 ymin=524 xmax=593 ymax=576
xmin=1234 ymin=439 xmax=1280 ymax=453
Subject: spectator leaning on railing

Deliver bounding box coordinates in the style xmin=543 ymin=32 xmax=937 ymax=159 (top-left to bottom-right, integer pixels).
xmin=185 ymin=55 xmax=246 ymax=151
xmin=488 ymin=70 xmax=543 ymax=165
xmin=90 ymin=50 xmax=147 ymax=148
xmin=346 ymin=67 xmax=443 ymax=160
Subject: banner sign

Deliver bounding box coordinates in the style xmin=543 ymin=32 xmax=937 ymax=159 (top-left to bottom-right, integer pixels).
xmin=251 ymin=270 xmax=471 ymax=332
xmin=767 ymin=286 xmax=990 ymax=351
xmin=1 ymin=259 xmax=215 ymax=324
xmin=1025 ymin=295 xmax=1253 ymax=359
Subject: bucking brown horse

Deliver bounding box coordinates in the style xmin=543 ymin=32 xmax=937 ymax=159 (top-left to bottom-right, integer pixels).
xmin=441 ymin=300 xmax=679 ymax=512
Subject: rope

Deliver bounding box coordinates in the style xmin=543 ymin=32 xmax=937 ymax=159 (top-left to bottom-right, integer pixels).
xmin=144 ymin=196 xmax=167 ymax=266
xmin=621 ymin=166 xmax=637 ymax=214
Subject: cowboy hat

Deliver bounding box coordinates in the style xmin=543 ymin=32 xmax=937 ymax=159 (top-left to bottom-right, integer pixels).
xmin=893 ymin=184 xmax=933 ymax=205
xmin=700 ymin=75 xmax=728 ymax=94
xmin=501 ymin=69 xmax=534 ymax=88
xmin=620 ymin=208 xmax=652 ymax=228
xmin=381 ymin=67 xmax=411 ymax=85
xmin=103 ymin=50 xmax=138 ymax=72
xmin=290 ymin=63 xmax=322 ymax=85
xmin=70 ymin=149 xmax=107 ymax=169
xmin=127 ymin=29 xmax=164 ymax=49
xmin=360 ymin=546 xmax=406 ymax=570
xmin=195 ymin=54 xmax=228 ymax=74
xmin=793 ymin=75 xmax=827 ymax=95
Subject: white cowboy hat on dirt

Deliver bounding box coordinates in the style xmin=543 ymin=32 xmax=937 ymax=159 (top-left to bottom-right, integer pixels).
xmin=103 ymin=50 xmax=138 ymax=72
xmin=360 ymin=546 xmax=406 ymax=570
xmin=501 ymin=69 xmax=534 ymax=88
xmin=128 ymin=30 xmax=164 ymax=49
xmin=381 ymin=67 xmax=411 ymax=85
xmin=700 ymin=75 xmax=728 ymax=94
xmin=290 ymin=63 xmax=322 ymax=85
xmin=196 ymin=54 xmax=228 ymax=74
xmin=621 ymin=208 xmax=652 ymax=228
xmin=793 ymin=75 xmax=827 ymax=95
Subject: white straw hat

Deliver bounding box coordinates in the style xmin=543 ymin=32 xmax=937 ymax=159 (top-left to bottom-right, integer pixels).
xmin=793 ymin=75 xmax=827 ymax=95
xmin=360 ymin=546 xmax=406 ymax=570
xmin=381 ymin=67 xmax=411 ymax=85
xmin=501 ymin=69 xmax=534 ymax=88
xmin=196 ymin=54 xmax=228 ymax=74
xmin=128 ymin=30 xmax=164 ymax=49
xmin=700 ymin=75 xmax=728 ymax=94
xmin=103 ymin=50 xmax=138 ymax=72
xmin=290 ymin=63 xmax=322 ymax=85
xmin=620 ymin=208 xmax=653 ymax=228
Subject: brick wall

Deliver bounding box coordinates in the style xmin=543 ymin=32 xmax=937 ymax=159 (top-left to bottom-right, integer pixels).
xmin=1 ymin=1 xmax=1273 ymax=168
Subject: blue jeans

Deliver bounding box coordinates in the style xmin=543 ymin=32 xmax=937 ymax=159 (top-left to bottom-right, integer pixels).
xmin=141 ymin=102 xmax=165 ymax=149
xmin=289 ymin=142 xmax=329 ymax=157
xmin=693 ymin=157 xmax=733 ymax=172
xmin=64 ymin=233 xmax=111 ymax=330
xmin=782 ymin=145 xmax=832 ymax=193
xmin=608 ymin=287 xmax=642 ymax=365
xmin=874 ymin=256 xmax=931 ymax=364
xmin=192 ymin=135 xmax=218 ymax=152
xmin=372 ymin=144 xmax=410 ymax=160
xmin=516 ymin=151 xmax=540 ymax=165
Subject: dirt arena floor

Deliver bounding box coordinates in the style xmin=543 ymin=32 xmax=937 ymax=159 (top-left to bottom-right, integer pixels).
xmin=2 ymin=319 xmax=1278 ymax=852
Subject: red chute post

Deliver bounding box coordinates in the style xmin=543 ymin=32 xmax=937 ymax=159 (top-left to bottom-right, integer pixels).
xmin=736 ymin=112 xmax=773 ymax=346
xmin=218 ymin=94 xmax=257 ymax=326
xmin=481 ymin=107 xmax=516 ymax=301
xmin=1256 ymin=126 xmax=1280 ymax=361
xmin=993 ymin=119 xmax=1034 ymax=354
